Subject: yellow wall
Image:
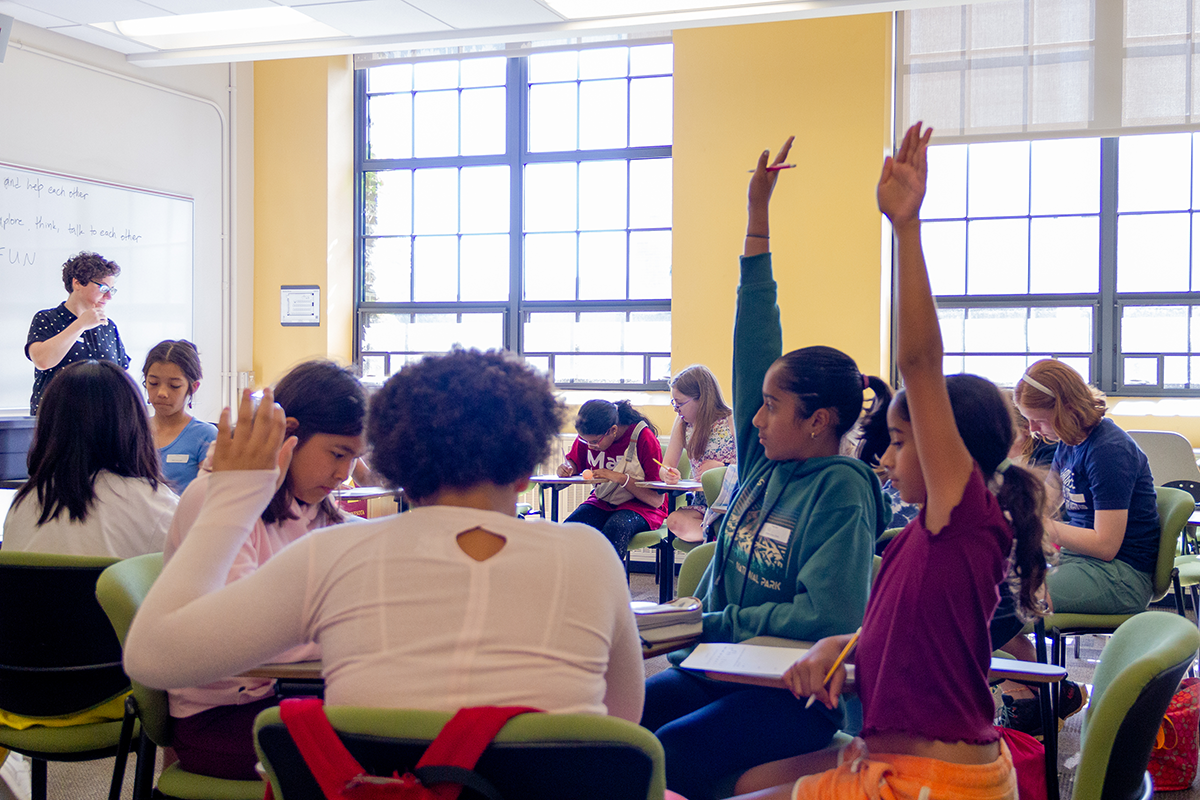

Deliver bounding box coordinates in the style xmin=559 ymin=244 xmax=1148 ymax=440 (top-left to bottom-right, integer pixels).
xmin=253 ymin=56 xmax=354 ymax=387
xmin=671 ymin=16 xmax=894 ymax=395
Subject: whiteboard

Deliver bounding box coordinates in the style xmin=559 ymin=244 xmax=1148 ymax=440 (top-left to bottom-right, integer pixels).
xmin=0 ymin=162 xmax=194 ymax=414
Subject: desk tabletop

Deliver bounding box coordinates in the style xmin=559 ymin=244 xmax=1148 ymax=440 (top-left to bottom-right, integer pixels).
xmin=240 ymin=660 xmax=322 ymax=680
xmin=334 ymin=485 xmax=401 ymax=500
xmin=637 ymin=479 xmax=702 ymax=492
xmin=529 ymin=474 xmax=605 ymax=486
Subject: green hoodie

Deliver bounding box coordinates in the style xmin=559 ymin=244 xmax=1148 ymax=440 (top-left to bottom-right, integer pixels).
xmin=690 ymin=252 xmax=887 ymax=647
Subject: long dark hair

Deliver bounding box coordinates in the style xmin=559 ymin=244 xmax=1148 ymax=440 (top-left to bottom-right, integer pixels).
xmin=894 ymin=375 xmax=1050 ymax=619
xmin=670 ymin=364 xmax=732 ymax=463
xmin=575 ymin=399 xmax=658 ymax=438
xmin=774 ymin=346 xmax=891 ymax=466
xmin=262 ymin=361 xmax=367 ymax=525
xmin=16 ymin=360 xmax=163 ymax=525
xmin=142 ymin=340 xmax=203 ymax=404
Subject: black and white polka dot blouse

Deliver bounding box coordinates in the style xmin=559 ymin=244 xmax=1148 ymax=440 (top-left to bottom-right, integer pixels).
xmin=25 ymin=303 xmax=130 ymax=415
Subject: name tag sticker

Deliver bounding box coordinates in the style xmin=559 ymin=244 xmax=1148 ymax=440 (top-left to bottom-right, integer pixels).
xmin=166 ymin=454 xmax=189 ymax=463
xmin=759 ymin=522 xmax=792 ymax=544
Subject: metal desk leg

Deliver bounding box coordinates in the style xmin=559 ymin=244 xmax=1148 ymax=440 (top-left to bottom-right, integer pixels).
xmin=1033 ymin=618 xmax=1059 ymax=800
xmin=657 ymin=536 xmax=673 ymax=604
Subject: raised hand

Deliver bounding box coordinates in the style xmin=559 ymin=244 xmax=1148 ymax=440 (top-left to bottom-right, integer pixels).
xmin=213 ymin=388 xmax=297 ymax=475
xmin=747 ymin=136 xmax=795 ymax=222
xmin=877 ymin=123 xmax=932 ymax=230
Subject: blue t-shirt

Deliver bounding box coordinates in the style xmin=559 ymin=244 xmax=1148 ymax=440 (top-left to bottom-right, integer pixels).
xmin=1053 ymin=418 xmax=1159 ymax=573
xmin=159 ymin=416 xmax=218 ymax=493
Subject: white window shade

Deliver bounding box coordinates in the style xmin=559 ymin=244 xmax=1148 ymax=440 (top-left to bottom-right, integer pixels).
xmin=898 ymin=0 xmax=1200 ymax=143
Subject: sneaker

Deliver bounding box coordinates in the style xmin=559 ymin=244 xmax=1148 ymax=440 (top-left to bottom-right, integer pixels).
xmin=1058 ymin=679 xmax=1088 ymax=721
xmin=998 ymin=694 xmax=1047 ymax=740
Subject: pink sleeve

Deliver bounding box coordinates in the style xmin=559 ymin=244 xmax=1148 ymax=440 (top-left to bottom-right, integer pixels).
xmin=164 ymin=472 xmax=210 ymax=562
xmin=636 ymin=427 xmax=663 ymax=482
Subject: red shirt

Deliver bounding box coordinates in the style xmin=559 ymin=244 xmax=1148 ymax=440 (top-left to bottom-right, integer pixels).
xmin=565 ymin=425 xmax=668 ymax=529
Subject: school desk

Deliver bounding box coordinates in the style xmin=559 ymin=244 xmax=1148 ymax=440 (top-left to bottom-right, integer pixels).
xmin=241 ymin=660 xmax=323 ymax=699
xmin=637 ymin=479 xmax=704 ymax=602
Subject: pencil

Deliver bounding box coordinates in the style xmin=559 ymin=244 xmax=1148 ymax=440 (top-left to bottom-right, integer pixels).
xmin=804 ymin=627 xmax=861 ymax=709
xmin=746 ymin=164 xmax=797 ymax=172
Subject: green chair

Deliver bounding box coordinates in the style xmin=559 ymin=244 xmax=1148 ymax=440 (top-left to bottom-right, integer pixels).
xmin=672 ymin=465 xmax=729 ymax=557
xmin=626 ymin=452 xmax=691 ymax=598
xmin=95 ymin=553 xmax=265 ymax=800
xmin=1072 ymin=611 xmax=1199 ymax=800
xmin=1035 ymin=486 xmax=1195 ymax=674
xmin=254 ymin=706 xmax=666 ymax=800
xmin=0 ymin=552 xmax=136 ymax=800
xmin=675 ymin=541 xmax=716 ymax=598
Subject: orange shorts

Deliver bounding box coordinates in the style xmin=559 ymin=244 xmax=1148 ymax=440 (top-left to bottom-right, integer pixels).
xmin=791 ymin=737 xmax=1018 ymax=800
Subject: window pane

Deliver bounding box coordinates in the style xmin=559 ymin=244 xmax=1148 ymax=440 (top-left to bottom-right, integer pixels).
xmin=529 ymin=83 xmax=577 ymax=152
xmin=529 ymin=50 xmax=577 ymax=82
xmin=524 ymin=233 xmax=576 ymax=300
xmin=628 ymin=311 xmax=671 ymax=351
xmin=1029 ymin=216 xmax=1099 ymax=293
xmin=938 ymin=308 xmax=966 ymax=352
xmin=630 ymin=43 xmax=672 ymax=76
xmin=1165 ymin=355 xmax=1189 ymax=388
xmin=525 ymin=163 xmax=578 ymax=232
xmin=368 ymin=171 xmax=412 ymax=236
xmin=1123 ymin=356 xmax=1159 ymax=386
xmin=1116 ymin=212 xmax=1190 ymax=292
xmin=630 ymin=158 xmax=672 ymax=229
xmin=1030 ymin=138 xmax=1099 ymax=216
xmin=460 ymin=57 xmax=505 ymax=87
xmin=964 ymin=307 xmax=1026 ymax=353
xmin=366 ymin=93 xmax=412 ymax=160
xmin=923 ymin=221 xmax=967 ymax=295
xmin=413 ymin=60 xmax=458 ymax=91
xmin=967 ymin=141 xmax=1030 ymax=218
xmin=629 ymin=230 xmax=671 ymax=299
xmin=630 ymin=77 xmax=672 ymax=146
xmin=1028 ymin=306 xmax=1092 ymax=353
xmin=962 ymin=355 xmax=1032 ymax=386
xmin=460 ymin=87 xmax=506 ymax=156
xmin=368 ymin=64 xmax=411 ymax=93
xmin=460 ymin=166 xmax=509 ymax=234
xmin=1059 ymin=357 xmax=1091 ymax=383
xmin=650 ymin=355 xmax=672 ymax=382
xmin=1122 ymin=305 xmax=1188 ymax=353
xmin=363 ymin=237 xmax=411 ymax=302
xmin=580 ymin=80 xmax=627 ymax=150
xmin=579 ymin=161 xmax=627 ymax=231
xmin=923 ymin=144 xmax=967 ymax=220
xmin=579 ymin=47 xmax=628 ymax=79
xmin=412 ymin=236 xmax=458 ymax=301
xmin=554 ymin=355 xmax=643 ymax=384
xmin=1119 ymin=132 xmax=1191 ymax=212
xmin=363 ymin=312 xmax=503 ymax=353
xmin=578 ymin=231 xmax=626 ymax=300
xmin=967 ymin=218 xmax=1029 ymax=294
xmin=361 ymin=354 xmax=386 ymax=382
xmin=414 ymin=90 xmax=458 ymax=157
xmin=413 ymin=168 xmax=458 ymax=235
xmin=459 ymin=234 xmax=509 ymax=301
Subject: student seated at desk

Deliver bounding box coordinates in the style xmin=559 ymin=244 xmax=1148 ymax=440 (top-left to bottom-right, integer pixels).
xmin=638 ymin=137 xmax=892 ymax=800
xmin=143 ymin=339 xmax=218 ymax=494
xmin=557 ymin=398 xmax=667 ymax=559
xmin=730 ymin=123 xmax=1050 ymax=800
xmin=163 ymin=360 xmax=367 ymax=781
xmin=124 ymin=349 xmax=644 ymax=774
xmin=3 ymin=360 xmax=177 ymax=557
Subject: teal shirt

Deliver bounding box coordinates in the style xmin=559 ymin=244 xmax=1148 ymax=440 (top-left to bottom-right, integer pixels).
xmin=689 ymin=252 xmax=886 ymax=647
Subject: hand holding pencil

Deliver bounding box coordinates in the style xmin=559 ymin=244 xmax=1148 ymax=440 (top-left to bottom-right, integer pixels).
xmin=781 ymin=628 xmax=861 ymax=711
xmin=654 ymin=458 xmax=681 ymax=485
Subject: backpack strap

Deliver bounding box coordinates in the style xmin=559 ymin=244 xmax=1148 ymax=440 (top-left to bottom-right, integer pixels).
xmin=277 ymin=699 xmax=541 ymax=800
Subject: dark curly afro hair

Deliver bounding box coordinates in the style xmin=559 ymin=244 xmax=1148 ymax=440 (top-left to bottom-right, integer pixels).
xmin=368 ymin=348 xmax=565 ymax=502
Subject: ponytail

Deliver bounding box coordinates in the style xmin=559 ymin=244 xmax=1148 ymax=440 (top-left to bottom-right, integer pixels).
xmin=576 ymin=398 xmax=657 ymax=437
xmin=854 ymin=375 xmax=893 ymax=467
xmin=615 ymin=399 xmax=657 ymax=437
xmin=996 ymin=463 xmax=1054 ymax=620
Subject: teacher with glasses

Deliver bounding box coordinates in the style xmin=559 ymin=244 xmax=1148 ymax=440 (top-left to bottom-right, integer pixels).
xmin=26 ymin=251 xmax=130 ymax=416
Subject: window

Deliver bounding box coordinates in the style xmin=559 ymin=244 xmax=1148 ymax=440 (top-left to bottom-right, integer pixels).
xmin=355 ymin=44 xmax=673 ymax=388
xmin=924 ymin=133 xmax=1200 ymax=394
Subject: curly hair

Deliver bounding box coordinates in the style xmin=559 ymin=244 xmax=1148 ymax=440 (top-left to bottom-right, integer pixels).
xmin=1012 ymin=358 xmax=1105 ymax=447
xmin=16 ymin=360 xmax=161 ymax=526
xmin=61 ymin=252 xmax=120 ymax=294
xmin=369 ymin=349 xmax=565 ymax=502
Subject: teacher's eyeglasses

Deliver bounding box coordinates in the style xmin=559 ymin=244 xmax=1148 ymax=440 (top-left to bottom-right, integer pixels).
xmin=91 ymin=281 xmax=117 ymax=297
xmin=671 ymin=397 xmax=692 ymax=412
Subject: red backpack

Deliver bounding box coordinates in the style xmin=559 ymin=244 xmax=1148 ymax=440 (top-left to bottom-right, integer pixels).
xmin=266 ymin=698 xmax=541 ymax=800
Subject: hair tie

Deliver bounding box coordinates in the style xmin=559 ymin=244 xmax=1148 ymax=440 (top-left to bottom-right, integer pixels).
xmin=861 ymin=374 xmax=869 ymax=390
xmin=1020 ymin=373 xmax=1056 ymax=398
xmin=995 ymin=458 xmax=1012 ymax=475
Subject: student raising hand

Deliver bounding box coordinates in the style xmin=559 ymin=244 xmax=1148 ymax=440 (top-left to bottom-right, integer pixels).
xmin=876 ymin=122 xmax=931 ymax=230
xmin=744 ymin=136 xmax=794 ymax=258
xmin=212 ymin=388 xmax=296 ymax=475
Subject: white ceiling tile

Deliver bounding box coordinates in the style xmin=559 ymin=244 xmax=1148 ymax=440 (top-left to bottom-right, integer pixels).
xmin=43 ymin=22 xmax=159 ymax=52
xmin=17 ymin=0 xmax=170 ymax=24
xmin=404 ymin=0 xmax=562 ymax=28
xmin=0 ymin=2 xmax=73 ymax=27
xmin=145 ymin=0 xmax=276 ymax=13
xmin=291 ymin=0 xmax=450 ymax=36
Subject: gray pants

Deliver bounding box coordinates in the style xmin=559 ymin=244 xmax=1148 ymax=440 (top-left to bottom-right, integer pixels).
xmin=1046 ymin=551 xmax=1154 ymax=615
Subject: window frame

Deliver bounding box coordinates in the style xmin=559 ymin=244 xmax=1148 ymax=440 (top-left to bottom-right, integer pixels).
xmin=353 ymin=53 xmax=673 ymax=390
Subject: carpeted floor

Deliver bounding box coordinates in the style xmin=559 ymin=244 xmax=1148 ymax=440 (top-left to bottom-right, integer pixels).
xmin=6 ymin=574 xmax=1196 ymax=800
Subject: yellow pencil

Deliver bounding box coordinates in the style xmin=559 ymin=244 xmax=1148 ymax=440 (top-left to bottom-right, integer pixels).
xmin=804 ymin=627 xmax=861 ymax=709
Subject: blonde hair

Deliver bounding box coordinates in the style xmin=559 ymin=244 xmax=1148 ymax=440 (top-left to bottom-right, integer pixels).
xmin=670 ymin=364 xmax=732 ymax=464
xmin=1013 ymin=359 xmax=1105 ymax=447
